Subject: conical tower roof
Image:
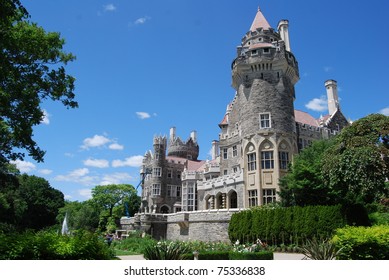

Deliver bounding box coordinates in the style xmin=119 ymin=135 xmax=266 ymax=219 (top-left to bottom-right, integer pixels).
xmin=249 ymin=6 xmax=271 ymax=31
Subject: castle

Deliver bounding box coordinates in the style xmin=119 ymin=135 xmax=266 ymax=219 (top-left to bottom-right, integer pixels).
xmin=120 ymin=7 xmax=349 ymax=241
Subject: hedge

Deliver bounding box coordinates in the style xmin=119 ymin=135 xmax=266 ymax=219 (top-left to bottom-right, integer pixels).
xmin=229 ymin=251 xmax=273 ymax=260
xmin=228 ymin=205 xmax=345 ymax=246
xmin=332 ymin=225 xmax=389 ymax=260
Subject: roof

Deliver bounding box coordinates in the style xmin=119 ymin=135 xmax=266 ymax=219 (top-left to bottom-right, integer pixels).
xmin=294 ymin=110 xmax=319 ymax=127
xmin=250 ymin=7 xmax=272 ymax=31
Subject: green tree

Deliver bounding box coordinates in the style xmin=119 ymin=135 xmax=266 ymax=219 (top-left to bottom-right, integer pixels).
xmin=0 ymin=171 xmax=64 ymax=231
xmin=57 ymin=200 xmax=100 ymax=232
xmin=91 ymin=184 xmax=140 ymax=232
xmin=279 ymin=139 xmax=336 ymax=206
xmin=322 ymin=114 xmax=389 ymax=205
xmin=0 ymin=0 xmax=77 ymax=164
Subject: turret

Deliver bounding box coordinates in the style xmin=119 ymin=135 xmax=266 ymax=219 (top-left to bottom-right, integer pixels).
xmin=325 ymin=79 xmax=340 ymax=115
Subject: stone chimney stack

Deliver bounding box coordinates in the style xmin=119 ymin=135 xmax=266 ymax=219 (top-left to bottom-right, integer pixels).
xmin=211 ymin=140 xmax=219 ymax=160
xmin=190 ymin=130 xmax=197 ymax=143
xmin=169 ymin=127 xmax=176 ymax=142
xmin=278 ymin=20 xmax=291 ymax=52
xmin=325 ymin=79 xmax=340 ymax=115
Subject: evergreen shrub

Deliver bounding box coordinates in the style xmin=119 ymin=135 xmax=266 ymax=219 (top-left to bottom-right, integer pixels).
xmin=332 ymin=225 xmax=389 ymax=260
xmin=229 ymin=205 xmax=345 ymax=246
xmin=229 ymin=251 xmax=273 ymax=260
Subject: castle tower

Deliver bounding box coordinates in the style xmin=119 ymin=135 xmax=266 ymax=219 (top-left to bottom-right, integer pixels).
xmin=219 ymin=6 xmax=300 ymax=207
xmin=325 ymin=79 xmax=340 ymax=115
xmin=167 ymin=127 xmax=199 ymax=160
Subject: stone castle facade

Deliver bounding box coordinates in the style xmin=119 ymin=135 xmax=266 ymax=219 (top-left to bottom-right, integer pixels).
xmin=120 ymin=7 xmax=349 ymax=242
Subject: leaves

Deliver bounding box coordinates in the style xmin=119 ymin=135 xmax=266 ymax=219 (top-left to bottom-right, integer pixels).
xmin=0 ymin=1 xmax=77 ymax=163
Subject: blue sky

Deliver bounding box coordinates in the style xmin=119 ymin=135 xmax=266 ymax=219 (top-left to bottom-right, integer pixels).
xmin=14 ymin=0 xmax=388 ymax=201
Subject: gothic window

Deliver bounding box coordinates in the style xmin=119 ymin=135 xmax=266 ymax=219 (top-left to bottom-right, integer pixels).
xmin=263 ymin=189 xmax=276 ymax=204
xmin=247 ymin=152 xmax=257 ymax=171
xmin=232 ymin=145 xmax=238 ymax=157
xmin=260 ymin=113 xmax=271 ymax=128
xmin=248 ymin=190 xmax=258 ymax=207
xmin=261 ymin=151 xmax=274 ymax=169
xmin=183 ymin=183 xmax=196 ymax=211
xmin=153 ymin=167 xmax=162 ymax=177
xmin=279 ymin=151 xmax=289 ymax=170
xmin=152 ymin=184 xmax=161 ymax=196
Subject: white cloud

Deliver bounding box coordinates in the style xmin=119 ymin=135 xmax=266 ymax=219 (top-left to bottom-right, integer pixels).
xmin=39 ymin=169 xmax=53 ymax=175
xmin=100 ymin=173 xmax=133 ymax=185
xmin=78 ymin=189 xmax=92 ymax=200
xmin=10 ymin=159 xmax=36 ymax=173
xmin=83 ymin=158 xmax=110 ymax=168
xmin=109 ymin=143 xmax=124 ymax=150
xmin=136 ymin=112 xmax=151 ymax=119
xmin=103 ymin=4 xmax=116 ymax=12
xmin=134 ymin=16 xmax=151 ymax=25
xmin=112 ymin=155 xmax=143 ymax=168
xmin=305 ymin=96 xmax=328 ymax=112
xmin=379 ymin=107 xmax=389 ymax=116
xmin=55 ymin=168 xmax=97 ymax=186
xmin=41 ymin=109 xmax=50 ymax=125
xmin=81 ymin=135 xmax=111 ymax=149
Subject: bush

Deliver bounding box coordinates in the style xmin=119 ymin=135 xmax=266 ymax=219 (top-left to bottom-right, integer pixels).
xmin=0 ymin=230 xmax=115 ymax=260
xmin=229 ymin=205 xmax=345 ymax=246
xmin=197 ymin=251 xmax=230 ymax=260
xmin=229 ymin=251 xmax=273 ymax=260
xmin=113 ymin=235 xmax=156 ymax=255
xmin=332 ymin=225 xmax=389 ymax=260
xmin=143 ymin=240 xmax=191 ymax=260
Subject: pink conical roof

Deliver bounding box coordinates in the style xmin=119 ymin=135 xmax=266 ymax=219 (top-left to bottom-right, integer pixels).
xmin=249 ymin=6 xmax=271 ymax=31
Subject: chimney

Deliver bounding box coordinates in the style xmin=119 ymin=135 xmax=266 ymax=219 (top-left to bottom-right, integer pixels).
xmin=169 ymin=127 xmax=176 ymax=142
xmin=277 ymin=20 xmax=291 ymax=52
xmin=325 ymin=79 xmax=339 ymax=115
xmin=190 ymin=130 xmax=197 ymax=143
xmin=211 ymin=140 xmax=219 ymax=160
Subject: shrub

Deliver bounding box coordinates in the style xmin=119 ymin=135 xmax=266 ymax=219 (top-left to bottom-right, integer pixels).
xmin=0 ymin=230 xmax=115 ymax=260
xmin=197 ymin=251 xmax=230 ymax=260
xmin=143 ymin=240 xmax=191 ymax=260
xmin=229 ymin=251 xmax=273 ymax=260
xmin=113 ymin=235 xmax=156 ymax=254
xmin=229 ymin=205 xmax=345 ymax=246
xmin=298 ymin=238 xmax=342 ymax=260
xmin=332 ymin=225 xmax=389 ymax=260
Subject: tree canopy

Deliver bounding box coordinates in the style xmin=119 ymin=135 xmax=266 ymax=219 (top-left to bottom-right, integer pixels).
xmin=322 ymin=114 xmax=389 ymax=205
xmin=0 ymin=0 xmax=77 ymax=164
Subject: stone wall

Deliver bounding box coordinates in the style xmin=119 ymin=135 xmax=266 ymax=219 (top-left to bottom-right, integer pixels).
xmin=165 ymin=209 xmax=241 ymax=242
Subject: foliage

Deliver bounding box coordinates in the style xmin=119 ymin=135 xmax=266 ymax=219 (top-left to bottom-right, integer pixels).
xmin=229 ymin=251 xmax=273 ymax=260
xmin=0 ymin=0 xmax=77 ymax=163
xmin=0 ymin=173 xmax=64 ymax=232
xmin=228 ymin=205 xmax=346 ymax=246
xmin=113 ymin=233 xmax=156 ymax=255
xmin=56 ymin=200 xmax=100 ymax=232
xmin=322 ymin=114 xmax=389 ymax=205
xmin=279 ymin=139 xmax=336 ymax=206
xmin=143 ymin=240 xmax=191 ymax=260
xmin=91 ymin=184 xmax=140 ymax=232
xmin=0 ymin=230 xmax=115 ymax=260
xmin=196 ymin=251 xmax=230 ymax=260
xmin=332 ymin=225 xmax=389 ymax=260
xmin=298 ymin=238 xmax=342 ymax=260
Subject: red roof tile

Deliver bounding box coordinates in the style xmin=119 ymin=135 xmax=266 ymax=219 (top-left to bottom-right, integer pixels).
xmin=250 ymin=7 xmax=272 ymax=31
xmin=294 ymin=110 xmax=319 ymax=127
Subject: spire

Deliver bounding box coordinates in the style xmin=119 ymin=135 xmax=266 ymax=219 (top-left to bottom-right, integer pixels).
xmin=249 ymin=6 xmax=271 ymax=31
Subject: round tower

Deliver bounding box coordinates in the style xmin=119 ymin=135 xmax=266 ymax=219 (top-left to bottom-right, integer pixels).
xmin=167 ymin=128 xmax=199 ymax=160
xmin=229 ymin=7 xmax=299 ymax=137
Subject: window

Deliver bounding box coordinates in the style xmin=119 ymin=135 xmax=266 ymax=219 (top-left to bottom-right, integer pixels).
xmin=261 ymin=151 xmax=274 ymax=169
xmin=247 ymin=153 xmax=257 ymax=171
xmin=167 ymin=185 xmax=180 ymax=197
xmin=153 ymin=167 xmax=162 ymax=177
xmin=177 ymin=172 xmax=181 ymax=179
xmin=183 ymin=183 xmax=196 ymax=211
xmin=263 ymin=189 xmax=276 ymax=204
xmin=176 ymin=186 xmax=181 ymax=197
xmin=223 ymin=170 xmax=228 ymax=175
xmin=232 ymin=145 xmax=238 ymax=157
xmin=152 ymin=184 xmax=161 ymax=196
xmin=263 ymin=48 xmax=270 ymax=53
xmin=260 ymin=113 xmax=271 ymax=128
xmin=223 ymin=148 xmax=228 ymax=159
xmin=233 ymin=166 xmax=238 ymax=173
xmin=167 ymin=169 xmax=172 ymax=178
xmin=248 ymin=190 xmax=258 ymax=207
xmin=279 ymin=151 xmax=289 ymax=170
xmin=252 ymin=50 xmax=257 ymax=55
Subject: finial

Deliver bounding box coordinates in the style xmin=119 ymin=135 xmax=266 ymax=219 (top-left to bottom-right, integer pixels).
xmin=258 ymin=6 xmax=261 ymax=11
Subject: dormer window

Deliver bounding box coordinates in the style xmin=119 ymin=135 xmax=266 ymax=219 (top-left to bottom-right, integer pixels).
xmin=263 ymin=48 xmax=270 ymax=53
xmin=252 ymin=50 xmax=257 ymax=55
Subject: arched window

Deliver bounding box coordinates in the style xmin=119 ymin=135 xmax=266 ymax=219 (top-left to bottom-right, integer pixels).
xmin=229 ymin=191 xmax=238 ymax=209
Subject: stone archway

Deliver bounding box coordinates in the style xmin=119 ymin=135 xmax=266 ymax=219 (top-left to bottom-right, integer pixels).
xmin=228 ymin=190 xmax=238 ymax=209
